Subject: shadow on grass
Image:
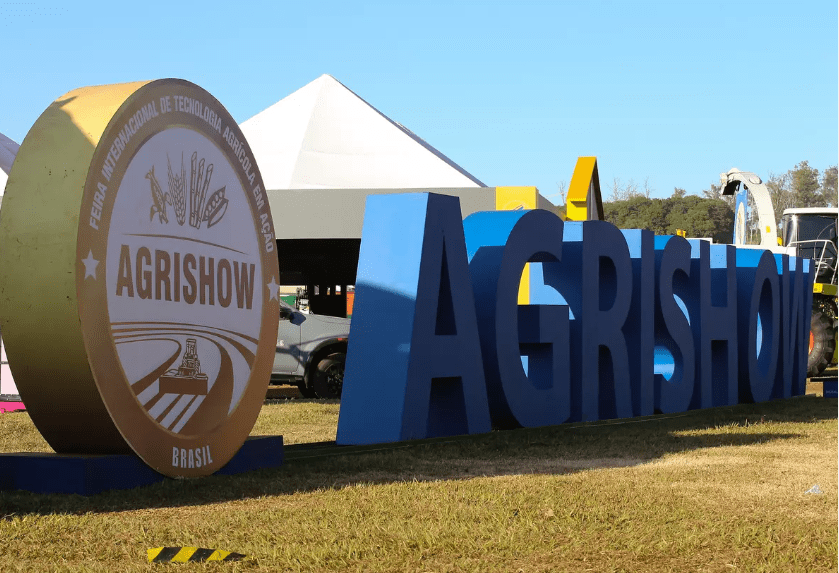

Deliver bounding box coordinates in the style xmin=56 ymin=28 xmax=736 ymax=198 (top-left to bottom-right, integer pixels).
xmin=0 ymin=393 xmax=835 ymax=518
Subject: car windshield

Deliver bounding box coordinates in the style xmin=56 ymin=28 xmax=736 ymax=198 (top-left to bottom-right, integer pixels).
xmin=783 ymin=214 xmax=837 ymax=246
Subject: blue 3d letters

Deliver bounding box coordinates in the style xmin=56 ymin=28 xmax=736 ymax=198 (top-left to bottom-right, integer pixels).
xmin=337 ymin=193 xmax=814 ymax=446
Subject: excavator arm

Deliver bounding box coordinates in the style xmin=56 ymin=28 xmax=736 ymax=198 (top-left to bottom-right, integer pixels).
xmin=720 ymin=168 xmax=779 ymax=248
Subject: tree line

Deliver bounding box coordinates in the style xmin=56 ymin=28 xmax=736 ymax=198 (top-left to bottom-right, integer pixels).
xmin=597 ymin=161 xmax=836 ymax=242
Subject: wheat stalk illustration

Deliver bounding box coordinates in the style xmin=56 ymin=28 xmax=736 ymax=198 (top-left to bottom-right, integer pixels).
xmin=188 ymin=154 xmax=215 ymax=229
xmin=189 ymin=152 xmax=198 ymax=227
xmin=147 ymin=166 xmax=169 ymax=224
xmin=167 ymin=153 xmax=187 ymax=226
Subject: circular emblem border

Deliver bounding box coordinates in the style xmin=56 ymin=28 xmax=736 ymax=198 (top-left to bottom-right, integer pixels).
xmin=75 ymin=79 xmax=279 ymax=477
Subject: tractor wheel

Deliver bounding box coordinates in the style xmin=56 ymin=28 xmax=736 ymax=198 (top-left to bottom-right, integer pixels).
xmin=312 ymin=353 xmax=346 ymax=399
xmin=296 ymin=379 xmax=318 ymax=399
xmin=807 ymin=311 xmax=836 ymax=377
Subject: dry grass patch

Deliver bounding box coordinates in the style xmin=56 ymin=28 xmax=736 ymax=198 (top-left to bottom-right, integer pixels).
xmin=0 ymin=394 xmax=836 ymax=572
xmin=252 ymin=398 xmax=340 ymax=444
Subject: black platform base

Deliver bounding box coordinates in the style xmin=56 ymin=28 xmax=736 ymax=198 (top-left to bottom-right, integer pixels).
xmin=810 ymin=371 xmax=838 ymax=399
xmin=0 ymin=435 xmax=284 ymax=496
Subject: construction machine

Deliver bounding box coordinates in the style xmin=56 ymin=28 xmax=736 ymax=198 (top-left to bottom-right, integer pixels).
xmin=779 ymin=207 xmax=838 ymax=375
xmin=721 ymin=169 xmax=837 ymax=377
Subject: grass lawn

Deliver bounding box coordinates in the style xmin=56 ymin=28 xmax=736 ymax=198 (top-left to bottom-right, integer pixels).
xmin=0 ymin=386 xmax=836 ymax=572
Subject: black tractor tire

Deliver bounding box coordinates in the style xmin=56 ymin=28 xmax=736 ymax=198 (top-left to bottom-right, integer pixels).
xmin=311 ymin=352 xmax=346 ymax=399
xmin=807 ymin=311 xmax=836 ymax=377
xmin=296 ymin=379 xmax=318 ymax=399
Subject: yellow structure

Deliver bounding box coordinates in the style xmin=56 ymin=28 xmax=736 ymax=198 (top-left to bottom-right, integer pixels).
xmin=566 ymin=156 xmax=604 ymax=221
xmin=495 ymin=187 xmax=540 ymax=304
xmin=493 ymin=158 xmax=605 ymax=305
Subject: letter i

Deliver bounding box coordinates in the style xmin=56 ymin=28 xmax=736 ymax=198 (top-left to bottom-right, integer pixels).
xmin=174 ymin=253 xmax=181 ymax=302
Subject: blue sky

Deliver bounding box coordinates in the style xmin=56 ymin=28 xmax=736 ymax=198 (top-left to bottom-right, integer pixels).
xmin=2 ymin=0 xmax=836 ymax=201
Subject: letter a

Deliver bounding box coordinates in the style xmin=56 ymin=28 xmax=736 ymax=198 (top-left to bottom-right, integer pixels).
xmin=116 ymin=244 xmax=134 ymax=297
xmin=336 ymin=193 xmax=491 ymax=445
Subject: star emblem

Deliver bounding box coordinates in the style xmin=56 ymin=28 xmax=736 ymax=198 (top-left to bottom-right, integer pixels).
xmin=82 ymin=250 xmax=99 ymax=280
xmin=266 ymin=276 xmax=280 ymax=301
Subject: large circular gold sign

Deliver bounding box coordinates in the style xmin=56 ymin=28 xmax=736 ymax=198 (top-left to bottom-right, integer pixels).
xmin=0 ymin=80 xmax=279 ymax=477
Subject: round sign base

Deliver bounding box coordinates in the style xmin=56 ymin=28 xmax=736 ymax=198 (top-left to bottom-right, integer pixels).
xmin=0 ymin=80 xmax=279 ymax=477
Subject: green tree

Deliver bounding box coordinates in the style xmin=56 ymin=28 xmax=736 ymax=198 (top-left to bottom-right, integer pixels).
xmin=701 ymin=182 xmax=735 ymax=210
xmin=789 ymin=160 xmax=824 ymax=207
xmin=665 ymin=195 xmax=734 ymax=243
xmin=766 ymin=171 xmax=796 ymax=223
xmin=604 ymin=196 xmax=666 ymax=233
xmin=821 ymin=166 xmax=837 ymax=207
xmin=604 ymin=195 xmax=733 ymax=243
xmin=767 ymin=161 xmax=834 ymax=212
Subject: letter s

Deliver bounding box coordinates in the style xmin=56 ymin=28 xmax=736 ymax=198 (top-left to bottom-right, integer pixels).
xmin=654 ymin=235 xmax=695 ymax=413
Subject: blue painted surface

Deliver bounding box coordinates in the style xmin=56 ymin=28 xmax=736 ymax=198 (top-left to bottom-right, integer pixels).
xmin=653 ymin=235 xmax=695 ymax=413
xmin=653 ymin=347 xmax=675 ymax=381
xmin=0 ymin=436 xmax=284 ymax=496
xmin=774 ymin=255 xmax=810 ymax=398
xmin=578 ymin=221 xmax=634 ymax=422
xmin=336 ymin=193 xmax=816 ymax=446
xmin=734 ymin=188 xmax=748 ymax=243
xmin=688 ymin=241 xmax=739 ymax=409
xmin=622 ymin=229 xmax=654 ymax=417
xmin=736 ymin=249 xmax=780 ymax=403
xmin=771 ymin=255 xmax=789 ymax=400
xmin=337 ymin=193 xmax=490 ymax=445
xmin=799 ymin=259 xmax=815 ymax=396
xmin=464 ymin=209 xmax=570 ymax=429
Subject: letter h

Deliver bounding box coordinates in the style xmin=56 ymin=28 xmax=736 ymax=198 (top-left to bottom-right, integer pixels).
xmin=689 ymin=241 xmax=738 ymax=408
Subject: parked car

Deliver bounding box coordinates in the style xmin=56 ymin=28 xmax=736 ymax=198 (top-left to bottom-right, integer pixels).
xmin=271 ymin=300 xmax=350 ymax=398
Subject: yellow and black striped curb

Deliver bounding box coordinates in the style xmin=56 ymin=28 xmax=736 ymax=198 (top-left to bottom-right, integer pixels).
xmin=148 ymin=547 xmax=245 ymax=563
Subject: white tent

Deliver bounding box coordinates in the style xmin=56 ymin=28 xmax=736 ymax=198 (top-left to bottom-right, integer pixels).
xmin=0 ymin=131 xmax=20 ymax=404
xmin=0 ymin=131 xmax=20 ymax=196
xmin=240 ymin=75 xmax=484 ymax=190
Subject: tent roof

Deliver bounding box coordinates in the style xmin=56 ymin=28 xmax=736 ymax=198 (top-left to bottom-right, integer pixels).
xmin=0 ymin=131 xmax=20 ymax=195
xmin=240 ymin=75 xmax=484 ymax=190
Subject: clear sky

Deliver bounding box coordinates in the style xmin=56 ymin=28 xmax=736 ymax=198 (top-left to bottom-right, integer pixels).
xmin=2 ymin=0 xmax=836 ymax=201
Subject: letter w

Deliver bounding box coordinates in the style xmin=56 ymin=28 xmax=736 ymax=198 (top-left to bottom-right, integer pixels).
xmin=234 ymin=262 xmax=255 ymax=309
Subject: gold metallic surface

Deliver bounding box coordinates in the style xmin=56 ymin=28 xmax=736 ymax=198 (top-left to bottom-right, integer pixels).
xmin=0 ymin=82 xmax=148 ymax=453
xmin=0 ymin=81 xmax=279 ymax=477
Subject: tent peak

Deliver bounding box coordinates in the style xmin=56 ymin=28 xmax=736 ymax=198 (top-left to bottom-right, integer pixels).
xmin=240 ymin=76 xmax=484 ymax=189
